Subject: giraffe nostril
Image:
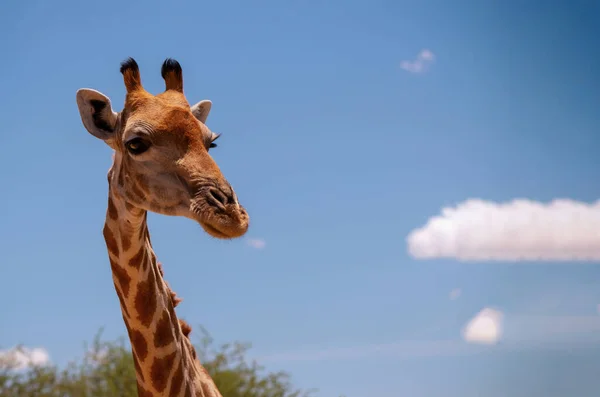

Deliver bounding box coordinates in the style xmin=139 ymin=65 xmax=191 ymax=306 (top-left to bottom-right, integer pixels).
xmin=207 ymin=188 xmax=228 ymax=210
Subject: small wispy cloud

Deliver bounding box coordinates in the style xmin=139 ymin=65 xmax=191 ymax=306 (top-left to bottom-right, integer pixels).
xmin=463 ymin=308 xmax=504 ymax=345
xmin=449 ymin=288 xmax=462 ymax=300
xmin=400 ymin=49 xmax=436 ymax=73
xmin=0 ymin=346 xmax=50 ymax=370
xmin=246 ymin=238 xmax=266 ymax=250
xmin=462 ymin=306 xmax=600 ymax=347
xmin=407 ymin=198 xmax=600 ymax=262
xmin=254 ymin=310 xmax=600 ymax=363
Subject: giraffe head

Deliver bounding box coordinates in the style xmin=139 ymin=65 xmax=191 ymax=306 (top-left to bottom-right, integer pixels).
xmin=76 ymin=58 xmax=249 ymax=239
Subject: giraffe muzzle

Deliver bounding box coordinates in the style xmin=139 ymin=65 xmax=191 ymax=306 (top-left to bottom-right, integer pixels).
xmin=190 ymin=183 xmax=248 ymax=239
xmin=205 ymin=185 xmax=239 ymax=210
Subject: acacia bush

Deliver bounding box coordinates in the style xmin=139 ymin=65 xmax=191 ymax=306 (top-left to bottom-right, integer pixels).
xmin=0 ymin=326 xmax=314 ymax=397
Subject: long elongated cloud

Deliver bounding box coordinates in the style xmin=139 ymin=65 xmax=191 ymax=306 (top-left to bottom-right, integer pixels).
xmin=255 ymin=310 xmax=600 ymax=363
xmin=407 ymin=199 xmax=600 ymax=261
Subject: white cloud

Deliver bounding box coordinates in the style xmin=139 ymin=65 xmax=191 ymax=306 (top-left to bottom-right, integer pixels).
xmin=449 ymin=288 xmax=462 ymax=300
xmin=0 ymin=346 xmax=50 ymax=370
xmin=462 ymin=308 xmax=504 ymax=345
xmin=400 ymin=49 xmax=436 ymax=73
xmin=406 ymin=198 xmax=600 ymax=262
xmin=255 ymin=311 xmax=600 ymax=363
xmin=462 ymin=308 xmax=600 ymax=347
xmin=246 ymin=238 xmax=266 ymax=249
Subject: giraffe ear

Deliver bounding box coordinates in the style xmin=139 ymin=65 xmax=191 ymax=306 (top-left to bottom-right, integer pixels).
xmin=190 ymin=99 xmax=212 ymax=124
xmin=76 ymin=88 xmax=118 ymax=141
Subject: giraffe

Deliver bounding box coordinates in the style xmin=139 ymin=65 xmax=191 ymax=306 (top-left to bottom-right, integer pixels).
xmin=75 ymin=57 xmax=249 ymax=396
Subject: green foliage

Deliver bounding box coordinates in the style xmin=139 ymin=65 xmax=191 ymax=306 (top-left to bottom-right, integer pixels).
xmin=0 ymin=327 xmax=314 ymax=397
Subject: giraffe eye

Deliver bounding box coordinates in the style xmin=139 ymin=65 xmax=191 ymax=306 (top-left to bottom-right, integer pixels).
xmin=125 ymin=137 xmax=150 ymax=155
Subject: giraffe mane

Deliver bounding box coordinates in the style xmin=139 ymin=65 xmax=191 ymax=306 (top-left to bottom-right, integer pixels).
xmin=157 ymin=261 xmax=193 ymax=338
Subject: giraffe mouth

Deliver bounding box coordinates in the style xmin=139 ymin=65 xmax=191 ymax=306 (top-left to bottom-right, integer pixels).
xmin=199 ymin=221 xmax=230 ymax=239
xmin=197 ymin=214 xmax=249 ymax=239
xmin=190 ymin=192 xmax=249 ymax=239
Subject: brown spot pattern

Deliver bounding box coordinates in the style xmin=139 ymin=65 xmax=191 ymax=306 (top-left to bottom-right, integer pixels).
xmin=100 ymin=60 xmax=243 ymax=397
xmin=168 ymin=304 xmax=180 ymax=335
xmin=103 ymin=225 xmax=119 ymax=255
xmin=123 ymin=315 xmax=133 ymax=335
xmin=121 ymin=232 xmax=132 ymax=252
xmin=154 ymin=312 xmax=175 ymax=348
xmin=136 ymin=380 xmax=153 ymax=397
xmin=107 ymin=197 xmax=118 ymax=220
xmin=158 ymin=263 xmax=183 ymax=309
xmin=130 ymin=329 xmax=148 ymax=362
xmin=135 ymin=267 xmax=157 ymax=327
xmin=129 ymin=247 xmax=145 ymax=269
xmin=114 ymin=283 xmax=131 ymax=318
xmin=149 ymin=250 xmax=157 ymax=266
xmin=133 ymin=354 xmax=144 ymax=381
xmin=168 ymin=360 xmax=184 ymax=396
xmin=150 ymin=351 xmax=176 ymax=393
xmin=110 ymin=259 xmax=131 ymax=298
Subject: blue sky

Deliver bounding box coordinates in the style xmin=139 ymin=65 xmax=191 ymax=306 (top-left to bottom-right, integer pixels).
xmin=1 ymin=0 xmax=600 ymax=396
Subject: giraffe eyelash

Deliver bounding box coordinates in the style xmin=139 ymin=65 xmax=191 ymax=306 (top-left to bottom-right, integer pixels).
xmin=125 ymin=137 xmax=151 ymax=155
xmin=209 ymin=132 xmax=221 ymax=149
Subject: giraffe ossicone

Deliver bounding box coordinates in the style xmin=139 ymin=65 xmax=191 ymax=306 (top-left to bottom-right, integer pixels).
xmin=76 ymin=57 xmax=249 ymax=397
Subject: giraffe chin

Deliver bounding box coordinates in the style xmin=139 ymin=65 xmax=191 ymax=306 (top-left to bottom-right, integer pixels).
xmin=199 ymin=222 xmax=233 ymax=239
xmin=191 ymin=207 xmax=249 ymax=240
xmin=197 ymin=218 xmax=249 ymax=239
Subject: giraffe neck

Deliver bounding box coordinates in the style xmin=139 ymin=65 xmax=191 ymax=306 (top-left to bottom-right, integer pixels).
xmin=103 ymin=175 xmax=222 ymax=397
